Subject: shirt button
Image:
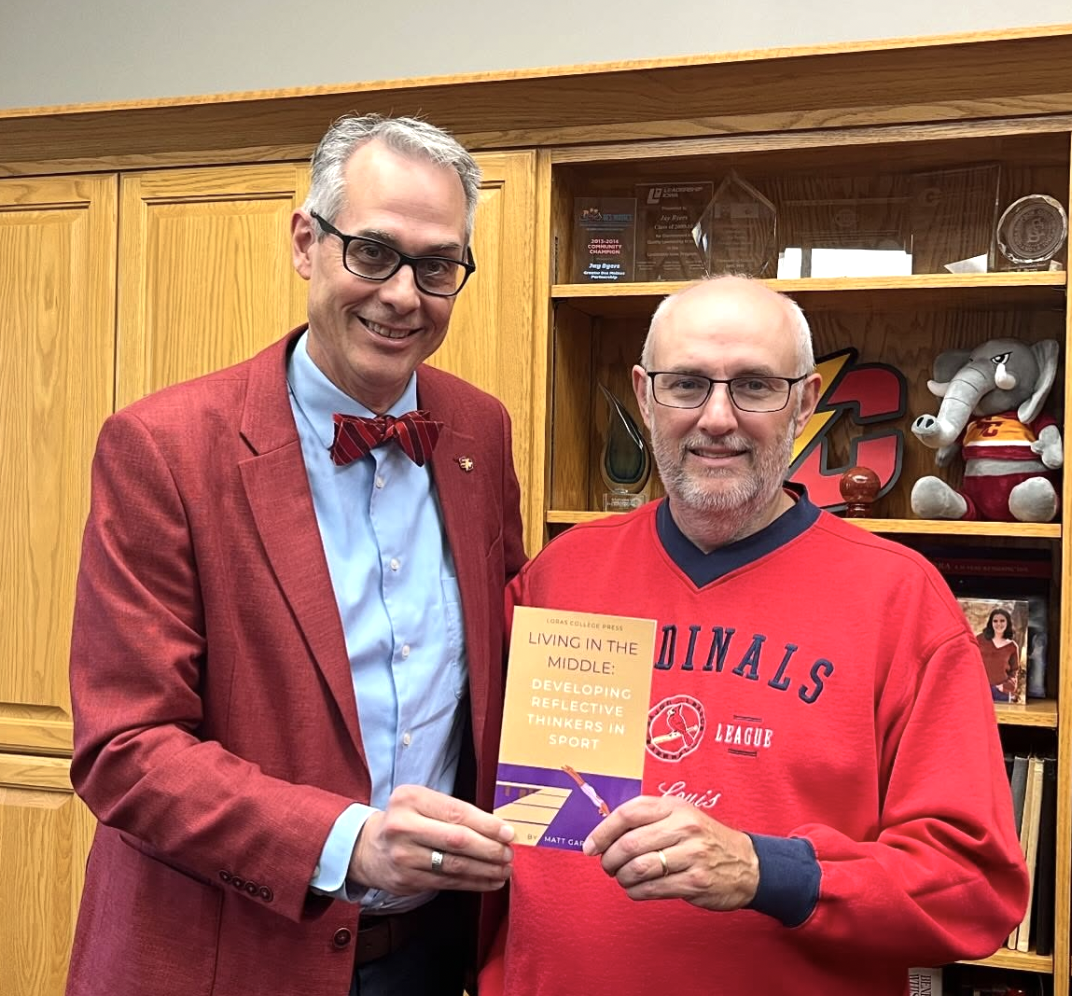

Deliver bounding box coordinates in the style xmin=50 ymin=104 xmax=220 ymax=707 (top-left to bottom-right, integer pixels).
xmin=389 ymin=558 xmax=400 ymax=572
xmin=401 ymin=645 xmax=410 ymax=659
xmin=375 ymin=476 xmax=385 ymax=489
xmin=402 ymin=732 xmax=412 ymax=747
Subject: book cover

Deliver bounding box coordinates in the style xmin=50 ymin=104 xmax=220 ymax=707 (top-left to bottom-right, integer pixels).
xmin=909 ymin=966 xmax=943 ymax=995
xmin=494 ymin=606 xmax=656 ymax=851
xmin=955 ymin=597 xmax=1030 ymax=705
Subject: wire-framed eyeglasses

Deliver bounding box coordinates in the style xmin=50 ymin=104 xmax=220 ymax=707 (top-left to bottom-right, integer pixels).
xmin=646 ymin=371 xmax=808 ymax=412
xmin=311 ymin=212 xmax=476 ymax=297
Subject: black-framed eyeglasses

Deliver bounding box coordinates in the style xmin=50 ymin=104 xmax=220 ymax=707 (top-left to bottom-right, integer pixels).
xmin=646 ymin=371 xmax=808 ymax=413
xmin=310 ymin=212 xmax=476 ymax=297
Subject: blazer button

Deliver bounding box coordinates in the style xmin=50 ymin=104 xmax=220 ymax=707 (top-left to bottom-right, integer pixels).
xmin=219 ymin=871 xmax=232 ymax=883
xmin=332 ymin=928 xmax=353 ymax=949
xmin=258 ymin=886 xmax=273 ymax=902
xmin=245 ymin=882 xmax=259 ymax=896
xmin=231 ymin=878 xmax=245 ymax=889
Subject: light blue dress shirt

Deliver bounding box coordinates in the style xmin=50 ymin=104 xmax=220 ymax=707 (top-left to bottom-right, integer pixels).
xmin=287 ymin=332 xmax=467 ymax=911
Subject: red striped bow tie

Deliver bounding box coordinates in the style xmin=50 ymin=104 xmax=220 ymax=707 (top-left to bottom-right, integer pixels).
xmin=329 ymin=410 xmax=443 ymax=467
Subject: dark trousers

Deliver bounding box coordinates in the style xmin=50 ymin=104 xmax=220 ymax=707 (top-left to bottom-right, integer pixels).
xmin=350 ymin=893 xmax=469 ymax=996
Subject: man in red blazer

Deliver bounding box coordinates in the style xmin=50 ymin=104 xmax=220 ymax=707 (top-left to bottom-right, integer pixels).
xmin=67 ymin=114 xmax=525 ymax=996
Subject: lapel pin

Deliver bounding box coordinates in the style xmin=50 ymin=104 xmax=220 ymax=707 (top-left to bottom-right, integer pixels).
xmin=457 ymin=456 xmax=474 ymax=473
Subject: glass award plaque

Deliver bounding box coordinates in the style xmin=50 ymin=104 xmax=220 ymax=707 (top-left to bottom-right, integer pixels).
xmin=907 ymin=163 xmax=1001 ymax=274
xmin=598 ymin=384 xmax=651 ymax=512
xmin=691 ymin=171 xmax=777 ymax=277
xmin=572 ymin=197 xmax=637 ymax=282
xmin=996 ymin=194 xmax=1069 ymax=271
xmin=634 ymin=181 xmax=713 ymax=282
xmin=775 ymin=174 xmax=911 ymax=279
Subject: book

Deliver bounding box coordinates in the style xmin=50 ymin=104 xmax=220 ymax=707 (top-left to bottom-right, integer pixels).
xmin=494 ymin=606 xmax=657 ymax=851
xmin=1008 ymin=755 xmax=1029 ymax=835
xmin=909 ymin=966 xmax=943 ymax=995
xmin=1007 ymin=754 xmax=1041 ymax=947
xmin=955 ymin=597 xmax=1030 ymax=705
xmin=1027 ymin=756 xmax=1057 ymax=956
xmin=1015 ymin=755 xmax=1046 ymax=951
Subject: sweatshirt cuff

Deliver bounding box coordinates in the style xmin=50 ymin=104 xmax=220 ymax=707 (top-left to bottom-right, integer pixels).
xmin=744 ymin=833 xmax=820 ymax=927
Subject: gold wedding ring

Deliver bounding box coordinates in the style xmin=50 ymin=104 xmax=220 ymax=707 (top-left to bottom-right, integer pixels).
xmin=656 ymin=848 xmax=670 ymax=878
xmin=430 ymin=849 xmax=445 ymax=874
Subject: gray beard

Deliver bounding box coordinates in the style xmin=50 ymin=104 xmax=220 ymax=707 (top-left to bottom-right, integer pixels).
xmin=651 ymin=418 xmax=797 ymax=523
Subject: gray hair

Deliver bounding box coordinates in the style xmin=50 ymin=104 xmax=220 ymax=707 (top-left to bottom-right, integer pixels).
xmin=640 ymin=276 xmax=815 ymax=375
xmin=302 ymin=113 xmax=482 ymax=240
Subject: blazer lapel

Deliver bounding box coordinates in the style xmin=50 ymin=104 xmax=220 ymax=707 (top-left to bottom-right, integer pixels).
xmin=421 ymin=377 xmax=493 ymax=757
xmin=238 ymin=332 xmax=366 ymax=766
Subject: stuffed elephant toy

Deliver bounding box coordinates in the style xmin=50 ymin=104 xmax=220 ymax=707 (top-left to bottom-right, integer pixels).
xmin=910 ymin=337 xmax=1062 ymax=522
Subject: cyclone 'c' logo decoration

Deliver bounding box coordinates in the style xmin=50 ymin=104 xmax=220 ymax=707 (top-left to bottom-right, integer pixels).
xmin=788 ymin=347 xmax=906 ymax=511
xmin=647 ymin=695 xmax=706 ymax=761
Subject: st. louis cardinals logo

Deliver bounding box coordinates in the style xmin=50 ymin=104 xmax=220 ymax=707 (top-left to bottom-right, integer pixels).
xmin=646 ymin=694 xmax=705 ymax=761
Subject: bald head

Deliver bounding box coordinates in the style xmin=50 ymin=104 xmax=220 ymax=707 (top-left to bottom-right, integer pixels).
xmin=629 ymin=274 xmax=823 ymax=549
xmin=640 ymin=276 xmax=814 ymax=376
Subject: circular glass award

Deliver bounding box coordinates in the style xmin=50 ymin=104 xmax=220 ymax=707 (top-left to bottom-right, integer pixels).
xmin=996 ymin=194 xmax=1068 ymax=269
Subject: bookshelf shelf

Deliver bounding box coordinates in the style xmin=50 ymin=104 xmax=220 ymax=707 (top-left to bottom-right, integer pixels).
xmin=552 ymin=272 xmax=1067 ymax=317
xmin=546 ymin=509 xmax=616 ymax=525
xmin=842 ymin=519 xmax=1061 ymax=539
xmin=995 ymin=700 xmax=1059 ymax=729
xmin=546 ymin=509 xmax=1062 ymax=541
xmin=962 ymin=948 xmax=1053 ymax=973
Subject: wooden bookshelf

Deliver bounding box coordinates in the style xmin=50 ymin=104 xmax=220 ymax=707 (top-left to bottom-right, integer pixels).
xmin=3 ymin=23 xmax=1072 ymax=996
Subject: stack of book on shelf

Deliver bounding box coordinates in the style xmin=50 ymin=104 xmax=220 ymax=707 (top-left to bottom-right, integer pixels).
xmin=1003 ymin=752 xmax=1058 ymax=957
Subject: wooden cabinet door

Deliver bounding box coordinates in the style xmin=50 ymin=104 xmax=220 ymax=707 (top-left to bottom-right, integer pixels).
xmin=0 ymin=756 xmax=96 ymax=996
xmin=0 ymin=173 xmax=117 ymax=996
xmin=426 ymin=151 xmax=539 ymax=552
xmin=117 ymin=156 xmax=539 ymax=548
xmin=116 ymin=163 xmax=309 ymax=406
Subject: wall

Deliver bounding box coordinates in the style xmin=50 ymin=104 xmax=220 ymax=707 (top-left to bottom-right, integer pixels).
xmin=0 ymin=0 xmax=1069 ymax=111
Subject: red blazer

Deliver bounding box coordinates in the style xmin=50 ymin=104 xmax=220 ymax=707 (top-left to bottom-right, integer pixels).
xmin=67 ymin=329 xmax=526 ymax=996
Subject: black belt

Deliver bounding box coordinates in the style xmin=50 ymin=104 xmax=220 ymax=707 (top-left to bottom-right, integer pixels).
xmin=355 ymin=901 xmax=437 ymax=967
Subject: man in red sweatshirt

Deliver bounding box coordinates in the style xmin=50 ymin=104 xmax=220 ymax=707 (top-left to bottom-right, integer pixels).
xmin=482 ymin=276 xmax=1028 ymax=996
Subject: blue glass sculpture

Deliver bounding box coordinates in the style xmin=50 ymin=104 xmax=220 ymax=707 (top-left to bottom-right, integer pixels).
xmin=598 ymin=384 xmax=651 ymax=511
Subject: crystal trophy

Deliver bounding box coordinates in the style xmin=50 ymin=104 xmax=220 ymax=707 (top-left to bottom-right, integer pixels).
xmin=691 ymin=171 xmax=777 ymax=277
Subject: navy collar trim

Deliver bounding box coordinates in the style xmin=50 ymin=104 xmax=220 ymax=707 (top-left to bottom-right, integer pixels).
xmin=655 ymin=485 xmax=820 ymax=587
